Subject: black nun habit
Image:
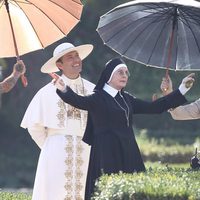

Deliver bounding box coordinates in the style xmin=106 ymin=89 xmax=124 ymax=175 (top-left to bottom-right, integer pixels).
xmin=56 ymin=58 xmax=187 ymax=200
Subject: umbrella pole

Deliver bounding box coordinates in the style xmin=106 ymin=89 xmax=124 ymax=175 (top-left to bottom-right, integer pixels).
xmin=153 ymin=9 xmax=177 ymax=99
xmin=163 ymin=7 xmax=178 ymax=95
xmin=165 ymin=7 xmax=177 ymax=79
xmin=5 ymin=0 xmax=28 ymax=87
xmin=152 ymin=29 xmax=174 ymax=100
xmin=165 ymin=29 xmax=175 ymax=79
xmin=162 ymin=28 xmax=175 ymax=93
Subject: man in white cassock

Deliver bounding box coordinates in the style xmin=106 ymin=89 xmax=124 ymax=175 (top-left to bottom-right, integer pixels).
xmin=21 ymin=42 xmax=95 ymax=200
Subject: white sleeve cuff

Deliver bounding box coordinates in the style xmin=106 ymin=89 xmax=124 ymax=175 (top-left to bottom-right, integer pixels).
xmin=178 ymin=83 xmax=190 ymax=95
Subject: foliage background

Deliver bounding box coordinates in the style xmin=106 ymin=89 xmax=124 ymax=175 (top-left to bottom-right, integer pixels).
xmin=0 ymin=0 xmax=200 ymax=188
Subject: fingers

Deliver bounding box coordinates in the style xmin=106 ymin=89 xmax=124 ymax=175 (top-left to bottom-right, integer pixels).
xmin=17 ymin=59 xmax=25 ymax=65
xmin=182 ymin=73 xmax=195 ymax=83
xmin=14 ymin=60 xmax=26 ymax=74
xmin=52 ymin=75 xmax=66 ymax=91
xmin=186 ymin=73 xmax=195 ymax=79
xmin=57 ymin=78 xmax=65 ymax=86
xmin=178 ymin=73 xmax=196 ymax=95
xmin=182 ymin=73 xmax=195 ymax=87
xmin=49 ymin=73 xmax=59 ymax=80
xmin=160 ymin=75 xmax=173 ymax=94
xmin=160 ymin=79 xmax=168 ymax=91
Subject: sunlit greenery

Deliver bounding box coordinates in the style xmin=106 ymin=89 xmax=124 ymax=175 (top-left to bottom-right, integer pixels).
xmin=2 ymin=163 xmax=199 ymax=199
xmin=136 ymin=130 xmax=200 ymax=163
xmin=1 ymin=0 xmax=200 ymax=193
xmin=92 ymin=166 xmax=200 ymax=200
xmin=0 ymin=192 xmax=31 ymax=200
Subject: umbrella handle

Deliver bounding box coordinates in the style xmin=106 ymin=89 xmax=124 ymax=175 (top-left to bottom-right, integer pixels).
xmin=162 ymin=71 xmax=170 ymax=92
xmin=15 ymin=55 xmax=27 ymax=87
xmin=21 ymin=74 xmax=28 ymax=87
xmin=152 ymin=71 xmax=170 ymax=101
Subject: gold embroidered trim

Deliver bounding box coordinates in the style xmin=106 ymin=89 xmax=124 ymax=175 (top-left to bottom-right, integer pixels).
xmin=57 ymin=100 xmax=66 ymax=128
xmin=59 ymin=78 xmax=90 ymax=199
xmin=65 ymin=136 xmax=74 ymax=199
xmin=67 ymin=106 xmax=81 ymax=119
xmin=64 ymin=136 xmax=84 ymax=200
xmin=66 ymin=84 xmax=84 ymax=121
xmin=75 ymin=137 xmax=84 ymax=198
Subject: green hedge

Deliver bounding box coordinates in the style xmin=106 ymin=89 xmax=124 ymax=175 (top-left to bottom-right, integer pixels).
xmin=0 ymin=192 xmax=31 ymax=200
xmin=92 ymin=167 xmax=200 ymax=200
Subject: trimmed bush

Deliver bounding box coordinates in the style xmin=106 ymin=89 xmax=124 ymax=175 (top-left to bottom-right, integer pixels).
xmin=0 ymin=192 xmax=31 ymax=200
xmin=92 ymin=167 xmax=200 ymax=200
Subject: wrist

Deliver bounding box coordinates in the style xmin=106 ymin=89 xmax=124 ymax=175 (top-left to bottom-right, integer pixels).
xmin=61 ymin=87 xmax=67 ymax=93
xmin=162 ymin=87 xmax=173 ymax=96
xmin=162 ymin=90 xmax=171 ymax=96
xmin=13 ymin=71 xmax=21 ymax=79
xmin=168 ymin=108 xmax=175 ymax=112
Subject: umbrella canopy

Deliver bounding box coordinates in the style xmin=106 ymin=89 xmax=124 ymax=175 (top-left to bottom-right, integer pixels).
xmin=0 ymin=0 xmax=83 ymax=58
xmin=97 ymin=0 xmax=200 ymax=71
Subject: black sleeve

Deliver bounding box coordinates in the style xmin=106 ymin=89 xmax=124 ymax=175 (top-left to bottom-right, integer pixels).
xmin=131 ymin=89 xmax=187 ymax=114
xmin=56 ymin=86 xmax=95 ymax=111
xmin=82 ymin=112 xmax=94 ymax=145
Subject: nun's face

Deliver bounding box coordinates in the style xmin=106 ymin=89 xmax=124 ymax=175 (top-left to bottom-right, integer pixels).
xmin=56 ymin=51 xmax=82 ymax=79
xmin=108 ymin=67 xmax=129 ymax=90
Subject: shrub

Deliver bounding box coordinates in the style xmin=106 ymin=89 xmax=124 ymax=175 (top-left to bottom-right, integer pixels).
xmin=0 ymin=192 xmax=31 ymax=200
xmin=92 ymin=167 xmax=200 ymax=200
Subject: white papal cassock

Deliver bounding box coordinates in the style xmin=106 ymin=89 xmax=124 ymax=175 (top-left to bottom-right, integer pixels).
xmin=21 ymin=75 xmax=94 ymax=200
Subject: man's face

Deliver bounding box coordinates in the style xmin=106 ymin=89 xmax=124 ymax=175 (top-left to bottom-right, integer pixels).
xmin=56 ymin=51 xmax=82 ymax=79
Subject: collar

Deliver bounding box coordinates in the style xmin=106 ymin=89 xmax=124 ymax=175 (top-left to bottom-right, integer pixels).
xmin=103 ymin=83 xmax=119 ymax=97
xmin=61 ymin=74 xmax=82 ymax=84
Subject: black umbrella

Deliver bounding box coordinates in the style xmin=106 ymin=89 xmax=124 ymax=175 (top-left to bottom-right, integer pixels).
xmin=97 ymin=0 xmax=200 ymax=74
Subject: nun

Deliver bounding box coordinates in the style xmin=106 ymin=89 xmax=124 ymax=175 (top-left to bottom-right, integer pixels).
xmin=55 ymin=58 xmax=194 ymax=199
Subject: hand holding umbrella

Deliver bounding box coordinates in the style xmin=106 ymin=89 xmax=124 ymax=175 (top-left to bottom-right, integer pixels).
xmin=0 ymin=0 xmax=83 ymax=87
xmin=4 ymin=0 xmax=28 ymax=86
xmin=97 ymin=0 xmax=200 ymax=71
xmin=184 ymin=73 xmax=195 ymax=88
xmin=13 ymin=60 xmax=26 ymax=79
xmin=13 ymin=60 xmax=27 ymax=87
xmin=97 ymin=0 xmax=200 ymax=100
xmin=160 ymin=73 xmax=195 ymax=96
xmin=160 ymin=76 xmax=173 ymax=95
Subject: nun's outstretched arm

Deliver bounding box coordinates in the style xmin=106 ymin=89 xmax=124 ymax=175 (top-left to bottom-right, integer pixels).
xmin=54 ymin=75 xmax=96 ymax=111
xmin=57 ymin=86 xmax=96 ymax=111
xmin=132 ymin=89 xmax=187 ymax=114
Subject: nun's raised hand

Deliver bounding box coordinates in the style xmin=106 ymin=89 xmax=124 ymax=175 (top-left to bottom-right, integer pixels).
xmin=51 ymin=73 xmax=66 ymax=92
xmin=182 ymin=73 xmax=195 ymax=88
xmin=179 ymin=73 xmax=195 ymax=95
